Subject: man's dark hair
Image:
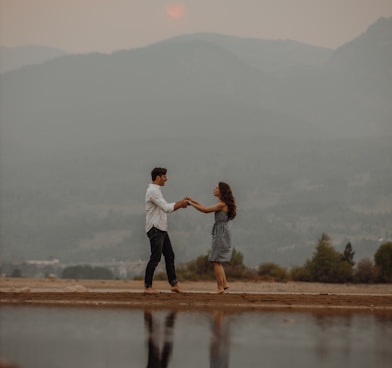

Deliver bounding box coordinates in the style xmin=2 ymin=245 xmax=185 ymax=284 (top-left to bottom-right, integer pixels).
xmin=151 ymin=167 xmax=167 ymax=181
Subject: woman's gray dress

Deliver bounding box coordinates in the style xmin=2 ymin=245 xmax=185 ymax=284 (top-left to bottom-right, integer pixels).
xmin=208 ymin=210 xmax=233 ymax=262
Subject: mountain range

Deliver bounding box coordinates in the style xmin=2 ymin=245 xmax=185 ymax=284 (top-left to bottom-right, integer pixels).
xmin=0 ymin=17 xmax=391 ymax=268
xmin=0 ymin=45 xmax=66 ymax=74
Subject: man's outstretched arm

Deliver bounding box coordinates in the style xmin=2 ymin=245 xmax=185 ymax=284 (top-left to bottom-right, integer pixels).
xmin=173 ymin=198 xmax=188 ymax=211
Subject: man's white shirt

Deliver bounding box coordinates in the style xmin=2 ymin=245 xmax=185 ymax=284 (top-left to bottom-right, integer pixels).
xmin=145 ymin=183 xmax=175 ymax=232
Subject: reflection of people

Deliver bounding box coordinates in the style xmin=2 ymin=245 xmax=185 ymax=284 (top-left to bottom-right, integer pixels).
xmin=210 ymin=310 xmax=229 ymax=368
xmin=144 ymin=167 xmax=188 ymax=294
xmin=188 ymin=182 xmax=237 ymax=293
xmin=144 ymin=310 xmax=177 ymax=368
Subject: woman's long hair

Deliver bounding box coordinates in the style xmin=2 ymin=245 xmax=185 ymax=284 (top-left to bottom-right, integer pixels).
xmin=218 ymin=182 xmax=237 ymax=220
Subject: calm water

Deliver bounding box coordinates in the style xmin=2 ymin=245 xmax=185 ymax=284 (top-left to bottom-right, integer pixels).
xmin=0 ymin=305 xmax=391 ymax=368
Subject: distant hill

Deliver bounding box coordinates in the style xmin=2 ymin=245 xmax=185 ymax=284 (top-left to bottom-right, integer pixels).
xmin=330 ymin=17 xmax=392 ymax=75
xmin=0 ymin=45 xmax=67 ymax=74
xmin=0 ymin=18 xmax=391 ymax=266
xmin=326 ymin=16 xmax=392 ymax=135
xmin=1 ymin=17 xmax=391 ymax=152
xmin=0 ymin=39 xmax=322 ymax=155
xmin=155 ymin=33 xmax=333 ymax=73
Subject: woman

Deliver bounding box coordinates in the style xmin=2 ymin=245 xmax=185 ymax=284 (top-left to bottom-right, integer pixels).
xmin=188 ymin=182 xmax=237 ymax=294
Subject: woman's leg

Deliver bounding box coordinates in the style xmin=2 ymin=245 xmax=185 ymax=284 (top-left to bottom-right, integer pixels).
xmin=212 ymin=262 xmax=225 ymax=293
xmin=220 ymin=264 xmax=228 ymax=290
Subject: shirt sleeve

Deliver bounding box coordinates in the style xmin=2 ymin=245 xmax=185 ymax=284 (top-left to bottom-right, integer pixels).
xmin=149 ymin=188 xmax=175 ymax=213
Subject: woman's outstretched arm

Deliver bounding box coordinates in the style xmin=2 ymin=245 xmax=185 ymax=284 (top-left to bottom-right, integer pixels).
xmin=187 ymin=199 xmax=225 ymax=214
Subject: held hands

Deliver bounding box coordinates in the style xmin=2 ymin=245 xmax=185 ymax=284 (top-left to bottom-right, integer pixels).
xmin=180 ymin=197 xmax=189 ymax=208
xmin=186 ymin=197 xmax=199 ymax=206
xmin=178 ymin=197 xmax=200 ymax=209
xmin=174 ymin=198 xmax=189 ymax=211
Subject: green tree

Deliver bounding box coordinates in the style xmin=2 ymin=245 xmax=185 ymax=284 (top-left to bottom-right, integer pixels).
xmin=310 ymin=234 xmax=336 ymax=281
xmin=374 ymin=242 xmax=392 ymax=282
xmin=342 ymin=242 xmax=355 ymax=266
xmin=297 ymin=233 xmax=354 ymax=283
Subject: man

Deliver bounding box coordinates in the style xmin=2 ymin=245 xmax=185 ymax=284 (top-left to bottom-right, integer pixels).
xmin=144 ymin=167 xmax=188 ymax=294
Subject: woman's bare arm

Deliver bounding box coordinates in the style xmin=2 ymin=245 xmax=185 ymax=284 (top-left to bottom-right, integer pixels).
xmin=188 ymin=199 xmax=225 ymax=214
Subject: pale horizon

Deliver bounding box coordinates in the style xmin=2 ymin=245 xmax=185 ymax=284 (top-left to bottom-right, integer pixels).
xmin=0 ymin=0 xmax=391 ymax=53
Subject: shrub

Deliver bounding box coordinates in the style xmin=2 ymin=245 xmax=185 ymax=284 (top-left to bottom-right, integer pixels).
xmin=224 ymin=248 xmax=249 ymax=280
xmin=61 ymin=264 xmax=114 ymax=280
xmin=257 ymin=262 xmax=289 ymax=282
xmin=11 ymin=268 xmax=22 ymax=278
xmin=173 ymin=253 xmax=214 ymax=281
xmin=290 ymin=262 xmax=312 ymax=281
xmin=355 ymin=258 xmax=379 ymax=283
xmin=175 ymin=248 xmax=251 ymax=281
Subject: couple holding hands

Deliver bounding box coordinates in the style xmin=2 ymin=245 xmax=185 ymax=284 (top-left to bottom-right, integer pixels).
xmin=144 ymin=167 xmax=237 ymax=294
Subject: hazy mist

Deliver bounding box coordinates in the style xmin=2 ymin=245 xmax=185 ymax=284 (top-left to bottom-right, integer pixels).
xmin=0 ymin=17 xmax=391 ymax=269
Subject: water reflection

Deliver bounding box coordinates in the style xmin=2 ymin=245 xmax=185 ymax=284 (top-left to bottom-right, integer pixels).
xmin=144 ymin=310 xmax=177 ymax=368
xmin=310 ymin=311 xmax=392 ymax=367
xmin=144 ymin=309 xmax=230 ymax=368
xmin=311 ymin=312 xmax=354 ymax=363
xmin=1 ymin=306 xmax=392 ymax=368
xmin=210 ymin=310 xmax=230 ymax=368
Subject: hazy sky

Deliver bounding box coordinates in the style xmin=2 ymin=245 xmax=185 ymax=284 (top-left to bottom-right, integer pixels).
xmin=1 ymin=0 xmax=392 ymax=53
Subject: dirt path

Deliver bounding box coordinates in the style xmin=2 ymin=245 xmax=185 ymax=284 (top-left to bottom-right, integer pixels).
xmin=1 ymin=278 xmax=392 ymax=311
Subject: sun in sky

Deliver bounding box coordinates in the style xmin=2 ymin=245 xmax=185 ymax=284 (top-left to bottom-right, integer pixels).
xmin=166 ymin=3 xmax=186 ymax=19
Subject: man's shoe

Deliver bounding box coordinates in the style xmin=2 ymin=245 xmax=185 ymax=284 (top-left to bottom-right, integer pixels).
xmin=170 ymin=284 xmax=184 ymax=293
xmin=144 ymin=287 xmax=160 ymax=294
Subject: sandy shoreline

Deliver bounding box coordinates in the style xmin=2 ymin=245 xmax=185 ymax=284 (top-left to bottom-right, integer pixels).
xmin=1 ymin=278 xmax=392 ymax=311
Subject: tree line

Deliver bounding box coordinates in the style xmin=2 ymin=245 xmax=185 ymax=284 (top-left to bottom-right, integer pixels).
xmin=171 ymin=235 xmax=392 ymax=284
xmin=7 ymin=234 xmax=391 ymax=283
